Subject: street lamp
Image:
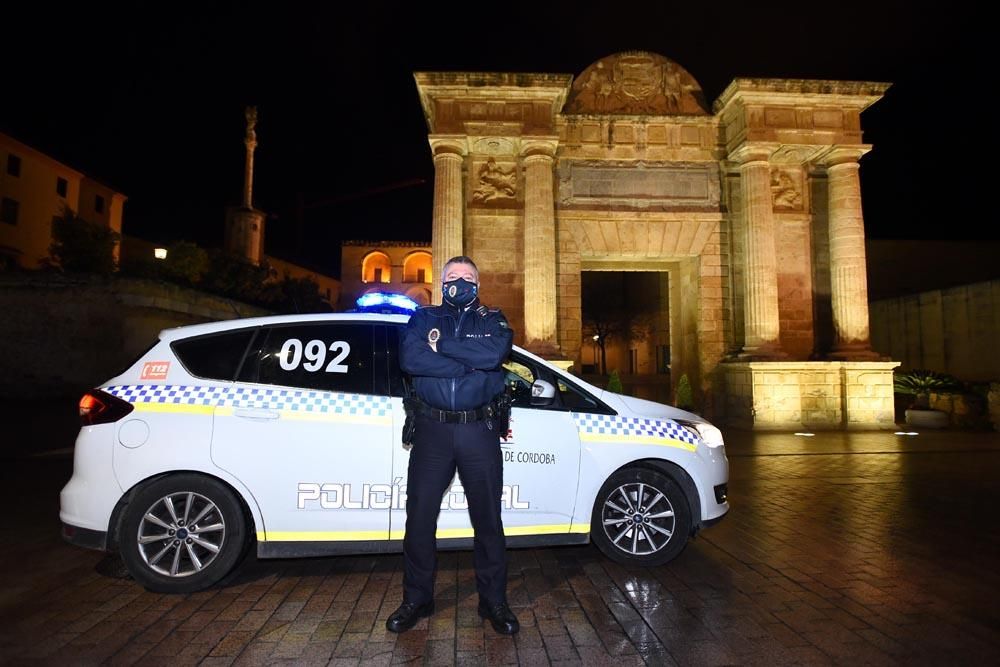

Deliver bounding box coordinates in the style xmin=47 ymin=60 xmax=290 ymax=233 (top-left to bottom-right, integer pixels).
xmin=592 ymin=334 xmax=600 ymax=373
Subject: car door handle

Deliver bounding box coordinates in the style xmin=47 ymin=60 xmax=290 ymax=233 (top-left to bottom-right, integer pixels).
xmin=233 ymin=408 xmax=280 ymax=420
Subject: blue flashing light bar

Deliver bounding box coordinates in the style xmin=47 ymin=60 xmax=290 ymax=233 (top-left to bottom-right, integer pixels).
xmin=355 ymin=292 xmax=419 ymax=313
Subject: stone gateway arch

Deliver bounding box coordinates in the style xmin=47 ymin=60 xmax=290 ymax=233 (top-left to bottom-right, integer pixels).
xmin=414 ymin=52 xmax=899 ymax=430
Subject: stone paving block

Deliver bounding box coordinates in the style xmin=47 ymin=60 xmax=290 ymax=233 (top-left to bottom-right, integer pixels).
xmin=6 ymin=430 xmax=1000 ymax=664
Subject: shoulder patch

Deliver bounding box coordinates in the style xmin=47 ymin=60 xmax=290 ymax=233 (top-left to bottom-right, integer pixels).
xmin=476 ymin=305 xmax=489 ymax=316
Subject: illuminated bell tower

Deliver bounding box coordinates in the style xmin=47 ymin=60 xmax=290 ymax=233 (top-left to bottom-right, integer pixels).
xmin=224 ymin=106 xmax=266 ymax=264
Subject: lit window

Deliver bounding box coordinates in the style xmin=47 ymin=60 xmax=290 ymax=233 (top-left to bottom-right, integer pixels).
xmin=403 ymin=251 xmax=432 ymax=283
xmin=362 ymin=251 xmax=392 ymax=283
xmin=56 ymin=177 xmax=68 ymax=198
xmin=6 ymin=154 xmax=21 ymax=177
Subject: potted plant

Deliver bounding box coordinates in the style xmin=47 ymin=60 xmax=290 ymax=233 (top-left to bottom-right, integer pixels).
xmin=894 ymin=369 xmax=960 ymax=428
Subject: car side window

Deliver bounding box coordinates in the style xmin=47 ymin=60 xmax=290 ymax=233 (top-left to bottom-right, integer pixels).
xmin=556 ymin=379 xmax=607 ymax=413
xmin=171 ymin=328 xmax=258 ymax=381
xmin=251 ymin=323 xmax=374 ymax=394
xmin=502 ymin=360 xmax=537 ymax=408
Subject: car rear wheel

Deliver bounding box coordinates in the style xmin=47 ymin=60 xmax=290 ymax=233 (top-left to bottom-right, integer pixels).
xmin=591 ymin=467 xmax=691 ymax=566
xmin=120 ymin=474 xmax=249 ymax=593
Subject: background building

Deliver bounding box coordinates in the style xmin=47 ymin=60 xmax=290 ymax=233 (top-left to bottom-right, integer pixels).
xmin=0 ymin=132 xmax=126 ymax=268
xmin=339 ymin=241 xmax=432 ymax=310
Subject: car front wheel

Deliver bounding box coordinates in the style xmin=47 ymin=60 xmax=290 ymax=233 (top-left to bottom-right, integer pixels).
xmin=120 ymin=474 xmax=249 ymax=593
xmin=591 ymin=467 xmax=691 ymax=566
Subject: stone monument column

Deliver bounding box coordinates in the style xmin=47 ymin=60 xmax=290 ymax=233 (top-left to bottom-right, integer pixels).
xmin=822 ymin=146 xmax=878 ymax=358
xmin=224 ymin=106 xmax=266 ymax=265
xmin=429 ymin=137 xmax=467 ymax=304
xmin=732 ymin=146 xmax=783 ymax=357
xmin=243 ymin=107 xmax=257 ymax=209
xmin=521 ymin=140 xmax=560 ymax=355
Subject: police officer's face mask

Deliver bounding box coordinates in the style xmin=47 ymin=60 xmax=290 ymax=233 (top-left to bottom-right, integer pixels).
xmin=442 ymin=278 xmax=478 ymax=307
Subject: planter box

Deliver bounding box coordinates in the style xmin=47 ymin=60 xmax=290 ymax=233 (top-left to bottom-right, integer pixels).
xmin=904 ymin=408 xmax=949 ymax=429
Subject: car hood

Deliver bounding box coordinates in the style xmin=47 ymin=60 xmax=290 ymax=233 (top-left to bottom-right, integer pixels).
xmin=600 ymin=391 xmax=707 ymax=424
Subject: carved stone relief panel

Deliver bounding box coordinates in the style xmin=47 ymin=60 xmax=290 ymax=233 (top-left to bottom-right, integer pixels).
xmin=770 ymin=168 xmax=804 ymax=211
xmin=563 ymin=51 xmax=709 ymax=115
xmin=470 ymin=156 xmax=518 ymax=206
xmin=557 ymin=161 xmax=720 ymax=210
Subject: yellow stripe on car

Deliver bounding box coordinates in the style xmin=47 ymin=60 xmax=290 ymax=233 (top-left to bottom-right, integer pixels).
xmin=579 ymin=432 xmax=697 ymax=451
xmin=258 ymin=523 xmax=590 ymax=542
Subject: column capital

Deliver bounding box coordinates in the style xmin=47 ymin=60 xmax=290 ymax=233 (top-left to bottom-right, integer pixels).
xmin=727 ymin=142 xmax=780 ymax=166
xmin=815 ymin=144 xmax=872 ymax=168
xmin=428 ymin=135 xmax=468 ymax=158
xmin=519 ymin=136 xmax=559 ymax=160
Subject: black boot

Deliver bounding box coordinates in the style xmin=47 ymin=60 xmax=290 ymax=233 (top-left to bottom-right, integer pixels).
xmin=386 ymin=601 xmax=435 ymax=633
xmin=478 ymin=599 xmax=519 ymax=635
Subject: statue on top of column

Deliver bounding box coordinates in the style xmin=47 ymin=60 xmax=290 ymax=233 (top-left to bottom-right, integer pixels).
xmin=245 ymin=106 xmax=258 ymax=150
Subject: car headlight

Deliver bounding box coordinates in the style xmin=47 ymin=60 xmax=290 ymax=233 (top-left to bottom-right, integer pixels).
xmin=676 ymin=420 xmax=725 ymax=448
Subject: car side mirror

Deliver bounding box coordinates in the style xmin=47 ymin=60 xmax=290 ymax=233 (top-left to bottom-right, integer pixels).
xmin=530 ymin=379 xmax=556 ymax=406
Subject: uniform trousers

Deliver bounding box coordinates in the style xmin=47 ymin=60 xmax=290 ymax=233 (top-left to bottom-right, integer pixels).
xmin=402 ymin=413 xmax=507 ymax=606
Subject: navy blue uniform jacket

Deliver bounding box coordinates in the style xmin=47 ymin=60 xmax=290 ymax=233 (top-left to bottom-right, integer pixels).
xmin=399 ymin=299 xmax=513 ymax=411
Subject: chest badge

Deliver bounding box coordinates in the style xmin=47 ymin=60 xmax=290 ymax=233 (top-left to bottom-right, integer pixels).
xmin=428 ymin=328 xmax=441 ymax=344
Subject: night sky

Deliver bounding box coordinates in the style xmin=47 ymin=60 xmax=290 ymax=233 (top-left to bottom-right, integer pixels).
xmin=4 ymin=2 xmax=982 ymax=277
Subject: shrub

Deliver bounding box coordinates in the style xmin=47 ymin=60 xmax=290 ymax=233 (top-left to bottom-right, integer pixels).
xmin=894 ymin=369 xmax=961 ymax=409
xmin=675 ymin=373 xmax=694 ymax=410
xmin=606 ymin=369 xmax=623 ymax=394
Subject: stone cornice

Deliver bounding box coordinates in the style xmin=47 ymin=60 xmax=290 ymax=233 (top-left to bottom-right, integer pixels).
xmin=413 ymin=72 xmax=573 ymax=133
xmin=342 ymin=240 xmax=431 ymax=248
xmin=713 ymin=78 xmax=891 ymax=114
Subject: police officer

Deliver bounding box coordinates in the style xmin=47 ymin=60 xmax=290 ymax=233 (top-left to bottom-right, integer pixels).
xmin=386 ymin=255 xmax=519 ymax=635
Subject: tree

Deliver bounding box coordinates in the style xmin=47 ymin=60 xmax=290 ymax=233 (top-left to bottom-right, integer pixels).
xmin=201 ymin=249 xmax=274 ymax=303
xmin=268 ymin=275 xmax=330 ymax=314
xmin=581 ymin=272 xmax=659 ymax=375
xmin=162 ymin=241 xmax=210 ymax=284
xmin=48 ymin=208 xmax=120 ymax=275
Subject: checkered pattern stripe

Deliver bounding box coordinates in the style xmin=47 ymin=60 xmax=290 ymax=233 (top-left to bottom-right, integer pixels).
xmin=572 ymin=413 xmax=700 ymax=446
xmin=105 ymin=385 xmax=391 ymax=417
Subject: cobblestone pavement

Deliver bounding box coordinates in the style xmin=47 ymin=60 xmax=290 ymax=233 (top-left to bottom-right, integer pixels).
xmin=1 ymin=403 xmax=999 ymax=665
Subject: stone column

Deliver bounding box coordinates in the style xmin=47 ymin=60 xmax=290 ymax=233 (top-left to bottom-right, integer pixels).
xmin=521 ymin=140 xmax=560 ymax=355
xmin=732 ymin=146 xmax=784 ymax=358
xmin=823 ymin=146 xmax=878 ymax=358
xmin=429 ymin=138 xmax=467 ymax=304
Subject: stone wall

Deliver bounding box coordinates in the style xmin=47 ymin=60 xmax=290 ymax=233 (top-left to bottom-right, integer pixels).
xmin=723 ymin=361 xmax=899 ymax=430
xmin=0 ymin=275 xmax=269 ymax=397
xmin=870 ymin=279 xmax=1000 ymax=382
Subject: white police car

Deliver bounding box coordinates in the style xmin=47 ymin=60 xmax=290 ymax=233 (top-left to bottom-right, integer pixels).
xmin=60 ymin=313 xmax=729 ymax=593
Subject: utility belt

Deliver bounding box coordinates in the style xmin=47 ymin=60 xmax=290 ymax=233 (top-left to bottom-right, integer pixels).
xmin=402 ymin=390 xmax=512 ymax=446
xmin=412 ymin=398 xmax=498 ymax=424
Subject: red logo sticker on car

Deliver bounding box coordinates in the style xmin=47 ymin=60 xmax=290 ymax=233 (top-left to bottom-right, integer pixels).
xmin=141 ymin=361 xmax=170 ymax=380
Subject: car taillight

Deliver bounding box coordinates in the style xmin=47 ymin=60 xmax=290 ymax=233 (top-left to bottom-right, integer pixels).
xmin=79 ymin=390 xmax=134 ymax=426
